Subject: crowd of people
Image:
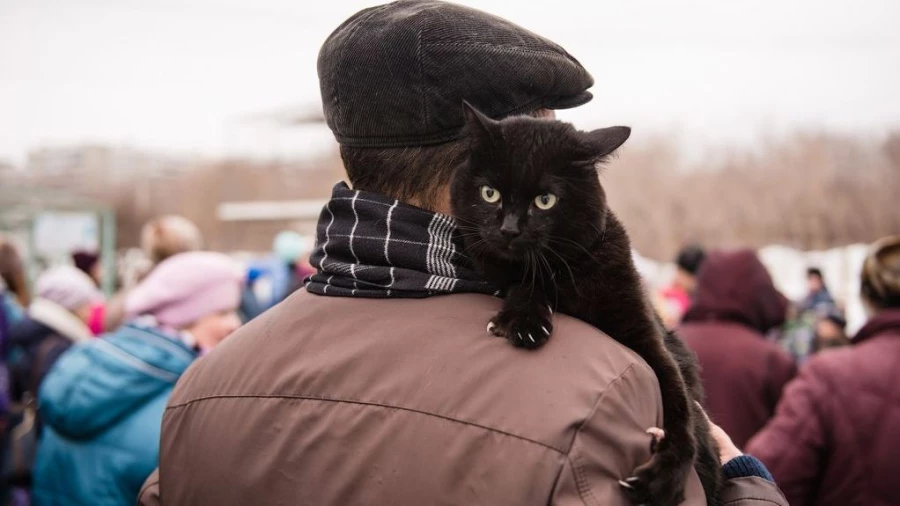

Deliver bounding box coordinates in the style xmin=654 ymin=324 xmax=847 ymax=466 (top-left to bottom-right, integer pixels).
xmin=0 ymin=216 xmax=312 ymax=505
xmin=655 ymin=240 xmax=900 ymax=505
xmin=10 ymin=220 xmax=894 ymax=506
xmin=1 ymin=1 xmax=898 ymax=505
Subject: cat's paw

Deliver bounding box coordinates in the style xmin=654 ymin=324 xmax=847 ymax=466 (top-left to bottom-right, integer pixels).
xmin=487 ymin=307 xmax=553 ymax=350
xmin=618 ymin=444 xmax=690 ymax=506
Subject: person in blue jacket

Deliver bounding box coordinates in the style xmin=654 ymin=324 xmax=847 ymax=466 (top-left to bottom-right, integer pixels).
xmin=32 ymin=251 xmax=242 ymax=506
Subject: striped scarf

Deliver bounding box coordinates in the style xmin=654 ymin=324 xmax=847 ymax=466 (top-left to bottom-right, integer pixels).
xmin=307 ymin=182 xmax=496 ymax=298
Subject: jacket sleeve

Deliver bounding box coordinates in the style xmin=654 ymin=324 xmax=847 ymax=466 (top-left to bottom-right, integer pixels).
xmin=550 ymin=360 xmax=789 ymax=506
xmin=549 ymin=361 xmax=708 ymax=506
xmin=720 ymin=477 xmax=789 ymax=505
xmin=746 ymin=361 xmax=829 ymax=506
xmin=138 ymin=468 xmax=162 ymax=506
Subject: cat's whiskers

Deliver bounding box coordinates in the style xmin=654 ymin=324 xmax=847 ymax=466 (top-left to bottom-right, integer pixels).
xmin=527 ymin=251 xmax=538 ymax=296
xmin=547 ymin=235 xmax=602 ymax=263
xmin=542 ymin=245 xmax=582 ymax=297
xmin=458 ymin=238 xmax=497 ymax=265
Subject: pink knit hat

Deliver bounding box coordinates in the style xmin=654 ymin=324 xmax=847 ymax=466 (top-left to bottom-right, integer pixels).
xmin=36 ymin=265 xmax=102 ymax=311
xmin=125 ymin=252 xmax=242 ymax=329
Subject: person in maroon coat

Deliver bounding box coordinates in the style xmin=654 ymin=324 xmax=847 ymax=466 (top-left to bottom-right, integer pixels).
xmin=678 ymin=249 xmax=797 ymax=448
xmin=747 ymin=235 xmax=900 ymax=506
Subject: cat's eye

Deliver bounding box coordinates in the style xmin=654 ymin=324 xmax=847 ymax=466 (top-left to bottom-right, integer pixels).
xmin=480 ymin=185 xmax=501 ymax=204
xmin=534 ymin=193 xmax=558 ymax=210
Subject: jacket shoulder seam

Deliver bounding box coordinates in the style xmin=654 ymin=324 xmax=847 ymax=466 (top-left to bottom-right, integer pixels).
xmin=565 ymin=362 xmax=640 ymax=506
xmin=566 ymin=362 xmax=640 ymax=455
xmin=166 ymin=393 xmax=567 ymax=454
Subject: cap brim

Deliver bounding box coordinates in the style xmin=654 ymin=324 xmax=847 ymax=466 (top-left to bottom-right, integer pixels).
xmin=547 ymin=91 xmax=593 ymax=110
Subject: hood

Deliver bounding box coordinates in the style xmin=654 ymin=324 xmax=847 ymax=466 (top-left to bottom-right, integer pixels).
xmin=27 ymin=298 xmax=93 ymax=343
xmin=38 ymin=322 xmax=197 ymax=440
xmin=682 ymin=249 xmax=788 ymax=334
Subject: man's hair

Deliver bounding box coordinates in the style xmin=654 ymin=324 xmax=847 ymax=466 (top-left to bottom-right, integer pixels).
xmin=340 ymin=140 xmax=468 ymax=212
xmin=807 ymin=267 xmax=824 ymax=280
xmin=339 ymin=110 xmax=552 ymax=211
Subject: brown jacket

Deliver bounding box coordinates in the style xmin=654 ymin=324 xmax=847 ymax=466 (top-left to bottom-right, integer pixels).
xmin=140 ymin=290 xmax=786 ymax=505
xmin=747 ymin=309 xmax=900 ymax=506
xmin=679 ymin=249 xmax=796 ymax=448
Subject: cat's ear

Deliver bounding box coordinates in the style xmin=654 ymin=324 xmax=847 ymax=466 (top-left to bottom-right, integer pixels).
xmin=462 ymin=100 xmax=498 ymax=144
xmin=577 ymin=126 xmax=631 ymax=166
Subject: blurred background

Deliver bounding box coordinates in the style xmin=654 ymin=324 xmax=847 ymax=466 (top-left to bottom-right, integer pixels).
xmin=1 ymin=0 xmax=899 ymax=331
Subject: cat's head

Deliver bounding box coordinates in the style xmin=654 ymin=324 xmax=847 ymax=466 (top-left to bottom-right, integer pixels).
xmin=450 ymin=102 xmax=630 ymax=261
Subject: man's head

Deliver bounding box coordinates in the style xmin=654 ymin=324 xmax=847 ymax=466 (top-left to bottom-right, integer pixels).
xmin=318 ymin=0 xmax=593 ymax=212
xmin=806 ymin=267 xmax=825 ymax=294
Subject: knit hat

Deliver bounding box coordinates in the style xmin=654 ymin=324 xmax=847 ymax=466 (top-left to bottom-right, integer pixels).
xmin=35 ymin=266 xmax=102 ymax=311
xmin=861 ymin=235 xmax=900 ymax=309
xmin=72 ymin=250 xmax=100 ymax=276
xmin=318 ymin=0 xmax=594 ymax=148
xmin=125 ymin=252 xmax=242 ymax=329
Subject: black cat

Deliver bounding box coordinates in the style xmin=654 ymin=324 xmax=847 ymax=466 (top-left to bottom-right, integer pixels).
xmin=450 ymin=102 xmax=723 ymax=506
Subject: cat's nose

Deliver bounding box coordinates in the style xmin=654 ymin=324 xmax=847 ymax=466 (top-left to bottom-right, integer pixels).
xmin=500 ymin=215 xmax=520 ymax=238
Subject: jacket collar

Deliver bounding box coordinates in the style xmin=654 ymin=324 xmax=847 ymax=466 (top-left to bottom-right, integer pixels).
xmin=853 ymin=309 xmax=900 ymax=345
xmin=28 ymin=298 xmax=93 ymax=343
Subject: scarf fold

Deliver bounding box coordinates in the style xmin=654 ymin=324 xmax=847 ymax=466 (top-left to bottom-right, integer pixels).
xmin=307 ymin=182 xmax=496 ymax=299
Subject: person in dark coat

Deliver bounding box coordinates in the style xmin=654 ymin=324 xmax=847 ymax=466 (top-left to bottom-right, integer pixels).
xmin=679 ymin=249 xmax=797 ymax=448
xmin=747 ymin=235 xmax=900 ymax=506
xmin=7 ymin=266 xmax=100 ymax=403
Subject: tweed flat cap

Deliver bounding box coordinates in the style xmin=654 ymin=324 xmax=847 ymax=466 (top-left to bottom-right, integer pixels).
xmin=318 ymin=0 xmax=594 ymax=148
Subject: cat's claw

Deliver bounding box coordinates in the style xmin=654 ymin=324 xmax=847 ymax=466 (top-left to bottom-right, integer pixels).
xmin=618 ymin=479 xmax=635 ymax=491
xmin=647 ymin=427 xmax=665 ymax=453
xmin=488 ymin=308 xmax=553 ymax=349
xmin=621 ymin=454 xmax=689 ymax=506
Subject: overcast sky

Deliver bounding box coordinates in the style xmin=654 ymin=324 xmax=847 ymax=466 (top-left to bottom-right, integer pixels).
xmin=1 ymin=0 xmax=898 ymax=164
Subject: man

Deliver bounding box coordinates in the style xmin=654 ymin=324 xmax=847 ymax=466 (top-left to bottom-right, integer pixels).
xmin=678 ymin=249 xmax=797 ymax=447
xmin=140 ymin=2 xmax=786 ymax=505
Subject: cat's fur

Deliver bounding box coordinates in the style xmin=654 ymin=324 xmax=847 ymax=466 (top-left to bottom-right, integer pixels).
xmin=450 ymin=103 xmax=723 ymax=506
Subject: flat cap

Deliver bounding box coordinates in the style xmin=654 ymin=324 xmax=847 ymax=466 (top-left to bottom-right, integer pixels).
xmin=318 ymin=0 xmax=594 ymax=148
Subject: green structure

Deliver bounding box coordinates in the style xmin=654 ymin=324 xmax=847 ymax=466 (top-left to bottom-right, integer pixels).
xmin=0 ymin=185 xmax=117 ymax=296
